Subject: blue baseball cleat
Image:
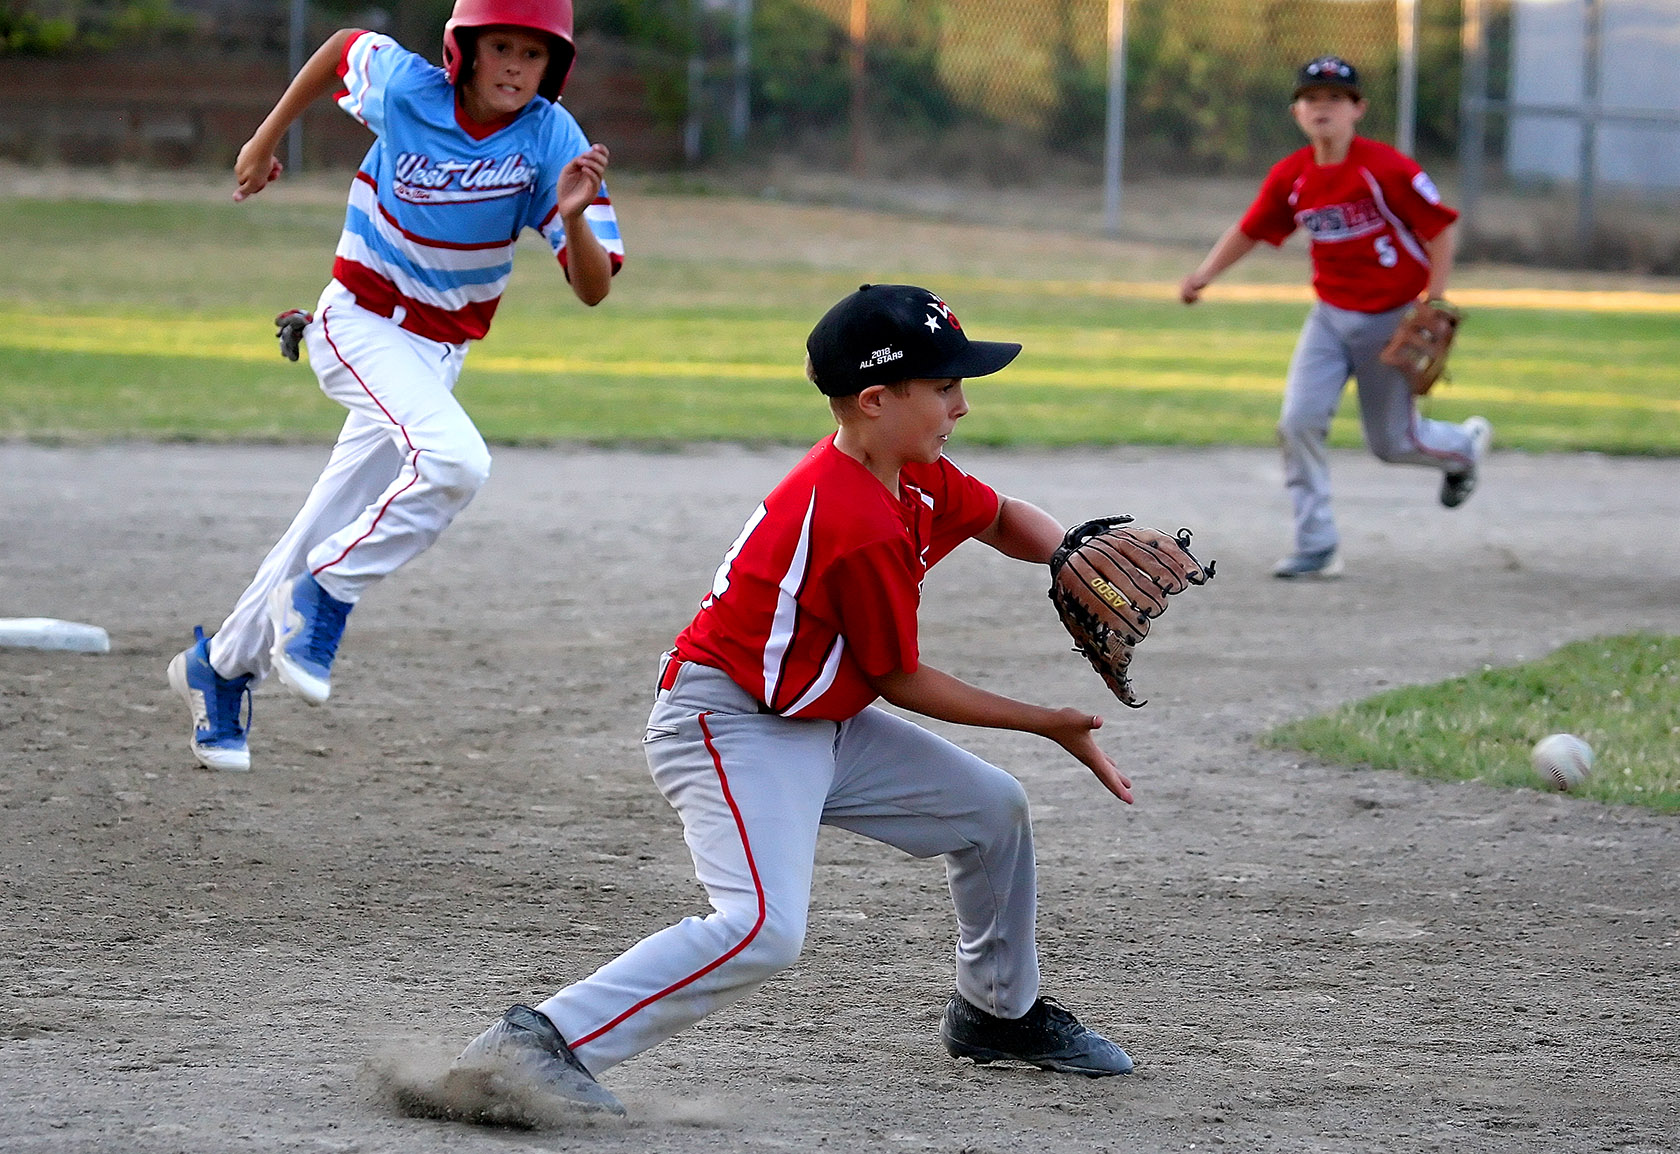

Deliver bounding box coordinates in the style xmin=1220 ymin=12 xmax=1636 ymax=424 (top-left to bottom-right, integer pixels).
xmin=166 ymin=626 xmax=253 ymax=772
xmin=268 ymin=573 xmax=353 ymax=705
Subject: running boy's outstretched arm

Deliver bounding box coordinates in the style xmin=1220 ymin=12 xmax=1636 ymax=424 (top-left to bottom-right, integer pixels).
xmin=234 ymin=28 xmax=360 ymax=201
xmin=870 ymin=494 xmax=1134 ymax=804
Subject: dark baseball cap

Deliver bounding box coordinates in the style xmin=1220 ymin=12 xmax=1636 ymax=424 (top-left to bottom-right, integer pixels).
xmin=1293 ymin=55 xmax=1361 ymax=99
xmin=805 ymin=284 xmax=1022 ymax=397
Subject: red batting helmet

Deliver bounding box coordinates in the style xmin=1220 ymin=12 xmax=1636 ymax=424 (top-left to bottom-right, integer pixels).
xmin=443 ymin=0 xmax=576 ymax=101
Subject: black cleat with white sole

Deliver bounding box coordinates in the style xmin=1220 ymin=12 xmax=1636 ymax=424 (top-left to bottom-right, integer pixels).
xmin=940 ymin=992 xmax=1134 ymax=1076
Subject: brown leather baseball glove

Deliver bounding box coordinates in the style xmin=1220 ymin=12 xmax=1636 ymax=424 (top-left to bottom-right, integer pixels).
xmin=1048 ymin=516 xmax=1215 ymax=708
xmin=1380 ymin=299 xmax=1462 ymax=396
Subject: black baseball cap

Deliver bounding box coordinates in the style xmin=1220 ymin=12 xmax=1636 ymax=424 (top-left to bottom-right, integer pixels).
xmin=805 ymin=284 xmax=1021 ymax=397
xmin=1293 ymin=55 xmax=1361 ymax=100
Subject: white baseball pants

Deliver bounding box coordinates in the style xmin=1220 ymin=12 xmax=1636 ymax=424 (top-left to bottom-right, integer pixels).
xmin=1279 ymin=301 xmax=1478 ymax=556
xmin=208 ymin=281 xmax=488 ymax=681
xmin=538 ymin=661 xmax=1041 ymax=1075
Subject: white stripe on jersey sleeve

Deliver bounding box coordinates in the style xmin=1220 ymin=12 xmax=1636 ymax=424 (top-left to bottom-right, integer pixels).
xmin=541 ymin=200 xmax=627 ymax=258
xmin=337 ymin=33 xmax=397 ymax=130
xmin=583 ymin=203 xmax=626 ymax=254
xmin=762 ymin=489 xmax=818 ymax=705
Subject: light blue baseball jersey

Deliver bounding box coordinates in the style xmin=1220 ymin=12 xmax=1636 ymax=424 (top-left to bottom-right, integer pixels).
xmin=331 ymin=31 xmax=624 ymax=343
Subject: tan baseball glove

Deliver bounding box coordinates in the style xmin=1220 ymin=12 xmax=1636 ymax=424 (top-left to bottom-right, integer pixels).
xmin=1048 ymin=516 xmax=1215 ymax=708
xmin=1380 ymin=299 xmax=1462 ymax=396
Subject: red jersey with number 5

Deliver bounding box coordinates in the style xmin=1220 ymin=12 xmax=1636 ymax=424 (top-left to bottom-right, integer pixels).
xmin=672 ymin=434 xmax=1000 ymax=721
xmin=1239 ymin=136 xmax=1458 ymax=313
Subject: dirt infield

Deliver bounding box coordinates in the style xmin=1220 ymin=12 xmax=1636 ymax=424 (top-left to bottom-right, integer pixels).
xmin=2 ymin=441 xmax=1677 ymax=1153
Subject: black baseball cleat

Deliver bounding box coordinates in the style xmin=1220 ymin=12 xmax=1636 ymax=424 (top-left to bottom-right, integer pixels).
xmin=940 ymin=992 xmax=1134 ymax=1076
xmin=1440 ymin=415 xmax=1493 ymax=509
xmin=449 ymin=1003 xmax=625 ymax=1117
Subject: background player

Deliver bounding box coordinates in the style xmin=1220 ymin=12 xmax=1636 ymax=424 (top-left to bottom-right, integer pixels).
xmin=167 ymin=0 xmax=624 ymax=771
xmin=1178 ymin=55 xmax=1491 ymax=580
xmin=442 ymin=284 xmax=1136 ymax=1119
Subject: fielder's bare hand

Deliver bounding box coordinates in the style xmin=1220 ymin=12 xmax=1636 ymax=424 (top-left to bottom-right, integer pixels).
xmin=1040 ymin=709 xmax=1133 ymax=804
xmin=557 ymin=143 xmax=610 ymax=220
xmin=1178 ymin=272 xmax=1209 ymax=305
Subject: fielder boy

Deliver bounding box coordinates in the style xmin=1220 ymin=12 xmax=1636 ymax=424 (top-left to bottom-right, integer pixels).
xmin=444 ymin=284 xmax=1136 ymax=1120
xmin=1179 ymin=56 xmax=1491 ymax=579
xmin=167 ymin=0 xmax=624 ymax=770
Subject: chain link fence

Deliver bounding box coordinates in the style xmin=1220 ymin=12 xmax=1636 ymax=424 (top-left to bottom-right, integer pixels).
xmin=672 ymin=0 xmax=1451 ymax=171
xmin=3 ymin=0 xmax=1677 ymax=268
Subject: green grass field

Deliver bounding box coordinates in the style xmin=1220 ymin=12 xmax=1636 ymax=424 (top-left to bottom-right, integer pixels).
xmin=1265 ymin=634 xmax=1680 ymax=813
xmin=2 ymin=195 xmax=1678 ymax=450
xmin=2 ymin=189 xmax=1677 ymax=811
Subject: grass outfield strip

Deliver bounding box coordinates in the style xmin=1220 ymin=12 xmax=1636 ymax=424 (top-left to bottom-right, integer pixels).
xmin=1264 ymin=633 xmax=1680 ymax=813
xmin=4 ymin=308 xmax=1680 ymax=424
xmin=954 ymin=277 xmax=1680 ymax=313
xmin=1 ymin=189 xmax=1676 ymax=450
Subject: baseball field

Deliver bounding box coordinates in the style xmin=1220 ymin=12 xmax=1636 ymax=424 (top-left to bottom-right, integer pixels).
xmin=2 ymin=170 xmax=1678 ymax=1151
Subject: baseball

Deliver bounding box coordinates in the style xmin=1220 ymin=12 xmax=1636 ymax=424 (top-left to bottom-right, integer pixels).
xmin=1531 ymin=733 xmax=1593 ymax=791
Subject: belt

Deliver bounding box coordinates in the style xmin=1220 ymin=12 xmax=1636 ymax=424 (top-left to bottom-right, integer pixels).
xmin=658 ymin=652 xmax=687 ymax=692
xmin=657 ymin=652 xmax=777 ymax=714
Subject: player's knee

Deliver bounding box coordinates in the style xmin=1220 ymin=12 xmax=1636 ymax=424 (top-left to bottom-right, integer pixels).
xmin=738 ymin=910 xmax=807 ymax=977
xmin=1366 ymin=432 xmax=1412 ymax=462
xmin=1276 ymin=413 xmax=1320 ymax=445
xmin=973 ymin=769 xmax=1032 ymax=832
xmin=997 ymin=774 xmax=1032 ymax=830
xmin=420 ymin=445 xmax=492 ymax=502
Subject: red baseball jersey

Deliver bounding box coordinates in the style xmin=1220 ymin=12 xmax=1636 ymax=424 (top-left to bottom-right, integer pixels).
xmin=673 ymin=435 xmax=1001 ymax=721
xmin=1240 ymin=136 xmax=1459 ymax=313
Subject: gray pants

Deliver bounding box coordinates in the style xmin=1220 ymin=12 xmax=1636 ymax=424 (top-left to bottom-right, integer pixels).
xmin=1280 ymin=301 xmax=1477 ymax=555
xmin=537 ymin=662 xmax=1040 ymax=1074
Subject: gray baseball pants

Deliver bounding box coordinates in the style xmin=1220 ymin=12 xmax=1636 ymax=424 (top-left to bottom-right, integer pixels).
xmin=538 ymin=661 xmax=1040 ymax=1074
xmin=1280 ymin=300 xmax=1477 ymax=555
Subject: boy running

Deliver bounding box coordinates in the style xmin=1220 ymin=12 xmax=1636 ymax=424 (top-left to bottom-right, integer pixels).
xmin=1179 ymin=55 xmax=1490 ymax=579
xmin=167 ymin=0 xmax=624 ymax=770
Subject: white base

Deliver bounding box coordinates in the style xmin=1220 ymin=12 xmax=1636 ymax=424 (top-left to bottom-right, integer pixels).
xmin=0 ymin=617 xmax=111 ymax=653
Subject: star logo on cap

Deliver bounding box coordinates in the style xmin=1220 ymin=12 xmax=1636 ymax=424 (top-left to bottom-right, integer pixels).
xmin=924 ymin=313 xmax=941 ymax=333
xmin=927 ymin=294 xmax=963 ymax=330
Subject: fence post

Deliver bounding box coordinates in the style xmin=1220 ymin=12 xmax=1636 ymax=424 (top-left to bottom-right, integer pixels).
xmin=287 ymin=0 xmax=306 ymax=172
xmin=1577 ymin=0 xmax=1602 ymax=251
xmin=684 ymin=0 xmax=704 ymax=164
xmin=849 ymin=0 xmax=868 ymax=176
xmin=731 ymin=0 xmax=752 ymax=148
xmin=1396 ymin=0 xmax=1418 ymax=155
xmin=1102 ymin=0 xmax=1128 ymax=236
xmin=1457 ymin=0 xmax=1487 ymax=244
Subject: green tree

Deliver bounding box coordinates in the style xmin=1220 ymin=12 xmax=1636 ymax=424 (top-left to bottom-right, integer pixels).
xmin=1 ymin=0 xmax=188 ymax=54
